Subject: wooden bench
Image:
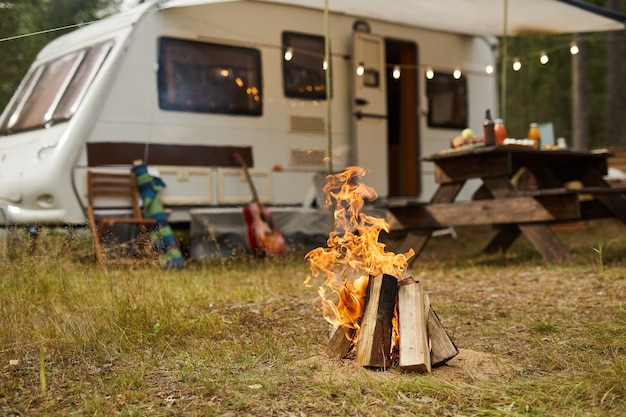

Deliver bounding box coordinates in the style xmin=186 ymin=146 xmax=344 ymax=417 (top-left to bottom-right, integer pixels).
xmin=514 ymin=186 xmax=626 ymax=197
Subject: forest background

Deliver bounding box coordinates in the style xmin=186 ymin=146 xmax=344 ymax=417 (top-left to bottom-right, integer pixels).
xmin=0 ymin=0 xmax=624 ymax=150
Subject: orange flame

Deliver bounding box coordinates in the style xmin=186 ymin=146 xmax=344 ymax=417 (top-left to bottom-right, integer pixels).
xmin=305 ymin=166 xmax=414 ymax=331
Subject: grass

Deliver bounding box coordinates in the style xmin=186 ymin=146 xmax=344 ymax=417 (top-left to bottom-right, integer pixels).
xmin=1 ymin=219 xmax=626 ymax=416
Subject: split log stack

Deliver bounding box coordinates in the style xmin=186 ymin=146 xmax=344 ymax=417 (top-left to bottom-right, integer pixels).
xmin=326 ymin=275 xmax=458 ymax=372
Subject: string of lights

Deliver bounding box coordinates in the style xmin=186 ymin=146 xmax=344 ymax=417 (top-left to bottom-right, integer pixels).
xmin=509 ymin=40 xmax=581 ymax=72
xmin=379 ymin=31 xmax=617 ymax=80
xmin=506 ymin=32 xmax=612 ymax=72
xmin=1 ymin=3 xmax=619 ymax=80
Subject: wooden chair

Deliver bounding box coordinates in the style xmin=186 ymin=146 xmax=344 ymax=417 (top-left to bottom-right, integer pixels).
xmin=86 ymin=171 xmax=157 ymax=265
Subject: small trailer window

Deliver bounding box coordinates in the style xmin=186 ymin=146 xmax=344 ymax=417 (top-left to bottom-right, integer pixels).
xmin=0 ymin=40 xmax=114 ymax=135
xmin=426 ymin=72 xmax=468 ymax=129
xmin=282 ymin=32 xmax=327 ymax=100
xmin=157 ymin=37 xmax=262 ymax=116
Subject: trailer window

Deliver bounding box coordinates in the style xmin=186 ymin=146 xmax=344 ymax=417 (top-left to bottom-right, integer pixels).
xmin=282 ymin=32 xmax=327 ymax=100
xmin=158 ymin=37 xmax=262 ymax=116
xmin=0 ymin=41 xmax=114 ymax=135
xmin=426 ymin=72 xmax=468 ymax=129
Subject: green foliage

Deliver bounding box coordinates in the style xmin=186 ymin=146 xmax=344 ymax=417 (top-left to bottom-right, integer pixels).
xmin=499 ymin=0 xmax=626 ymax=148
xmin=0 ymin=0 xmax=121 ymax=110
xmin=500 ymin=34 xmax=577 ymax=140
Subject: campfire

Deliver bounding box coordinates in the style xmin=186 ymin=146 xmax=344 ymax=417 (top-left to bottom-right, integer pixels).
xmin=305 ymin=167 xmax=458 ymax=372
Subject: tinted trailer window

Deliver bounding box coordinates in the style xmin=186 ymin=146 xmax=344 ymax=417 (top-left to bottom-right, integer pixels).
xmin=426 ymin=71 xmax=468 ymax=129
xmin=282 ymin=32 xmax=327 ymax=100
xmin=0 ymin=40 xmax=114 ymax=135
xmin=157 ymin=37 xmax=262 ymax=116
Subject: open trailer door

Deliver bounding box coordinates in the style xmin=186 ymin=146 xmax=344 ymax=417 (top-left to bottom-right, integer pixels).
xmin=352 ymin=31 xmax=388 ymax=197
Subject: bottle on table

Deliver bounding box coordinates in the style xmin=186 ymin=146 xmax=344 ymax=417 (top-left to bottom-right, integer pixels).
xmin=483 ymin=109 xmax=496 ymax=146
xmin=528 ymin=122 xmax=541 ymax=149
xmin=494 ymin=119 xmax=507 ymax=145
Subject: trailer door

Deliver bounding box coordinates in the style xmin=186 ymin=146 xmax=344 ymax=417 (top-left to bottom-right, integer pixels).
xmin=385 ymin=38 xmax=420 ymax=198
xmin=352 ymin=31 xmax=388 ymax=197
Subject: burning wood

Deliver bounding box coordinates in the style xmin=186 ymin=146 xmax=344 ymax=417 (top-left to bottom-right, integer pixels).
xmin=305 ymin=166 xmax=458 ymax=372
xmin=398 ymin=277 xmax=431 ymax=372
xmin=427 ymin=305 xmax=459 ymax=367
xmin=356 ymin=274 xmax=397 ymax=368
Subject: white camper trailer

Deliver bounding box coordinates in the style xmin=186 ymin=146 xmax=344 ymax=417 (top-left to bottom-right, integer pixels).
xmin=0 ymin=0 xmax=623 ymax=247
xmin=0 ymin=0 xmax=498 ymax=225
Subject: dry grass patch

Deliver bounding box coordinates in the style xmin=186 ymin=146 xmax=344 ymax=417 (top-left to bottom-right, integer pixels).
xmin=1 ymin=219 xmax=625 ymax=416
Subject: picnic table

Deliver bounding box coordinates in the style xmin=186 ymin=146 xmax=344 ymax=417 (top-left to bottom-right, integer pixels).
xmin=387 ymin=146 xmax=626 ymax=264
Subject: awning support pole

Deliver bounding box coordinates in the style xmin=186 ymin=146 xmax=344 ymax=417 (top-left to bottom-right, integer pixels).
xmin=324 ymin=0 xmax=333 ymax=174
xmin=501 ymin=0 xmax=508 ymax=122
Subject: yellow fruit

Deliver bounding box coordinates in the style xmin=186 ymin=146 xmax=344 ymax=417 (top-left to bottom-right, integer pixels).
xmin=461 ymin=128 xmax=475 ymax=139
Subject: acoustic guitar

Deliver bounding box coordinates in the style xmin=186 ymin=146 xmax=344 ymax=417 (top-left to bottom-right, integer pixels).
xmin=232 ymin=152 xmax=286 ymax=256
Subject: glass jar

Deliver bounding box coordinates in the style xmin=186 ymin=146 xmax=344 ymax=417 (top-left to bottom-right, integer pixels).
xmin=494 ymin=119 xmax=507 ymax=146
xmin=528 ymin=123 xmax=541 ymax=149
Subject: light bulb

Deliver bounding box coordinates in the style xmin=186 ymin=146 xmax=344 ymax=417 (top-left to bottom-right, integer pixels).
xmin=513 ymin=58 xmax=521 ymax=71
xmin=453 ymin=68 xmax=461 ymax=79
xmin=392 ymin=65 xmax=401 ymax=79
xmin=284 ymin=47 xmax=293 ymax=61
xmin=356 ymin=62 xmax=365 ymax=76
xmin=540 ymin=51 xmax=549 ymax=65
xmin=425 ymin=67 xmax=434 ymax=79
xmin=570 ymin=42 xmax=579 ymax=55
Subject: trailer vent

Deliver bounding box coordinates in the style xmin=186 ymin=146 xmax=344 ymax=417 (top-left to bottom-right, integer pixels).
xmin=289 ymin=115 xmax=326 ymax=134
xmin=290 ymin=148 xmax=326 ymax=167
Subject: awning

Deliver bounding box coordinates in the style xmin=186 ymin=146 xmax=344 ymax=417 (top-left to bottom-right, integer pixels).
xmin=266 ymin=0 xmax=626 ymax=36
xmin=163 ymin=0 xmax=625 ymax=36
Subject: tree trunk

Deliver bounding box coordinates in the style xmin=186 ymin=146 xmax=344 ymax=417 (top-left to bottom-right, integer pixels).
xmin=572 ymin=33 xmax=589 ymax=151
xmin=606 ymin=0 xmax=623 ymax=148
